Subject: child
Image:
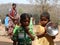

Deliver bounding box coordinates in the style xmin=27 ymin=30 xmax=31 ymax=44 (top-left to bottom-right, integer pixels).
xmin=7 ymin=3 xmax=17 ymax=38
xmin=8 ymin=3 xmax=17 ymax=19
xmin=32 ymin=12 xmax=55 ymax=45
xmin=5 ymin=14 xmax=9 ymax=31
xmin=13 ymin=13 xmax=35 ymax=45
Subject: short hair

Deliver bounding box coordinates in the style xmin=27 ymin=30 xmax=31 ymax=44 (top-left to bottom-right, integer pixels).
xmin=12 ymin=3 xmax=16 ymax=6
xmin=40 ymin=12 xmax=50 ymax=21
xmin=20 ymin=13 xmax=30 ymax=23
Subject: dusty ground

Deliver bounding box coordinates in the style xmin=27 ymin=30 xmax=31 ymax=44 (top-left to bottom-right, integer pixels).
xmin=0 ymin=24 xmax=13 ymax=45
xmin=0 ymin=24 xmax=60 ymax=45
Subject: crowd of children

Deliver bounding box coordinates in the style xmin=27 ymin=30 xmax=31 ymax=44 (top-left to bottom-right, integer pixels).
xmin=4 ymin=3 xmax=58 ymax=45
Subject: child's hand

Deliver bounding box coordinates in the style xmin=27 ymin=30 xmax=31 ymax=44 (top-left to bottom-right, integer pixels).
xmin=11 ymin=17 xmax=14 ymax=19
xmin=30 ymin=36 xmax=35 ymax=41
xmin=24 ymin=26 xmax=29 ymax=30
xmin=44 ymin=26 xmax=47 ymax=30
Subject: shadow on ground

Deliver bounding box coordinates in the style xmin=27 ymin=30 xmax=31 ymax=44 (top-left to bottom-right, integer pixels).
xmin=0 ymin=41 xmax=13 ymax=45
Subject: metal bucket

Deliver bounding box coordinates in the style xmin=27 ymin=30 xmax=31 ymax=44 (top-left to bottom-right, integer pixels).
xmin=46 ymin=22 xmax=59 ymax=36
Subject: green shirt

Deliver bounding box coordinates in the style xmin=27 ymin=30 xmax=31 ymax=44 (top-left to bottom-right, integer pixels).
xmin=12 ymin=17 xmax=35 ymax=44
xmin=13 ymin=25 xmax=20 ymax=34
xmin=13 ymin=26 xmax=31 ymax=43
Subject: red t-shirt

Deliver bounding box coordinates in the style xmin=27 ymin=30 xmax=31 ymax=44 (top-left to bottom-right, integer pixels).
xmin=9 ymin=9 xmax=17 ymax=17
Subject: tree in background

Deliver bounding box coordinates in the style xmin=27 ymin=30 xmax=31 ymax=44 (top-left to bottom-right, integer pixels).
xmin=28 ymin=0 xmax=60 ymax=24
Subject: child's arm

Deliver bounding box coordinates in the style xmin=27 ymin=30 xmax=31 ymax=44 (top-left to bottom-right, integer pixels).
xmin=24 ymin=26 xmax=35 ymax=40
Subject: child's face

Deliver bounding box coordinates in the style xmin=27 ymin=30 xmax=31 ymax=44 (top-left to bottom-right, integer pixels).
xmin=12 ymin=5 xmax=16 ymax=9
xmin=21 ymin=18 xmax=30 ymax=27
xmin=40 ymin=17 xmax=49 ymax=26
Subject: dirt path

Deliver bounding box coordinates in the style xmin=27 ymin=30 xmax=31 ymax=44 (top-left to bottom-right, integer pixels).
xmin=0 ymin=24 xmax=13 ymax=45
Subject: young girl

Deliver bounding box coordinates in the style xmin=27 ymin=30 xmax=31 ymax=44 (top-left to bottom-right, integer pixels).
xmin=32 ymin=12 xmax=55 ymax=45
xmin=13 ymin=13 xmax=35 ymax=45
